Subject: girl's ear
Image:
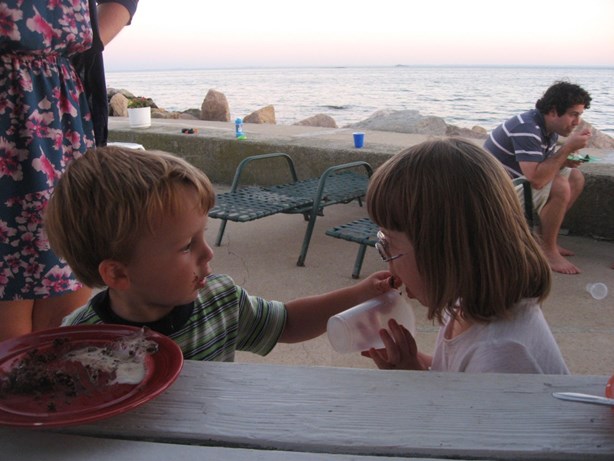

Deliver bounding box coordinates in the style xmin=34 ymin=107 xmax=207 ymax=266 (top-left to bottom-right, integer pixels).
xmin=99 ymin=260 xmax=131 ymax=291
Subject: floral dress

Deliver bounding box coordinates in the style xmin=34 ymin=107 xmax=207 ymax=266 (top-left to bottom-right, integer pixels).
xmin=0 ymin=0 xmax=96 ymax=300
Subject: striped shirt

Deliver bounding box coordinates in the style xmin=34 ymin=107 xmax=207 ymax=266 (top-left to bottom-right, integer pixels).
xmin=483 ymin=109 xmax=558 ymax=178
xmin=61 ymin=273 xmax=287 ymax=361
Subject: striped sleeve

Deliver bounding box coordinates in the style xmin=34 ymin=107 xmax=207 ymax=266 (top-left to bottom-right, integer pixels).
xmin=484 ymin=110 xmax=554 ymax=178
xmin=505 ymin=119 xmax=547 ymax=163
xmin=235 ymin=287 xmax=287 ymax=356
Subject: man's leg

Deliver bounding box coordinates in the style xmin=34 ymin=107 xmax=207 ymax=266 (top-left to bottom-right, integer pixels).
xmin=539 ymin=170 xmax=582 ymax=274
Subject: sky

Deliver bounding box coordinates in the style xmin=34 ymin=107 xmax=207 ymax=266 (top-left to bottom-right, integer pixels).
xmin=103 ymin=0 xmax=614 ymax=71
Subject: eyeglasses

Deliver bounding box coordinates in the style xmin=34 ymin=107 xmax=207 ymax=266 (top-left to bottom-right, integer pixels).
xmin=375 ymin=231 xmax=405 ymax=262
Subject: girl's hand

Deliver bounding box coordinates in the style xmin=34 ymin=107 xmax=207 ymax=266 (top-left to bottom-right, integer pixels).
xmin=361 ymin=319 xmax=425 ymax=370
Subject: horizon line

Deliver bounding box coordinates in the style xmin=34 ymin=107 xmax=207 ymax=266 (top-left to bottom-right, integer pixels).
xmin=105 ymin=63 xmax=614 ymax=73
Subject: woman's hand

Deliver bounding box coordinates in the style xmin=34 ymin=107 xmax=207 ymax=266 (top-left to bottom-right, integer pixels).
xmin=361 ymin=319 xmax=426 ymax=370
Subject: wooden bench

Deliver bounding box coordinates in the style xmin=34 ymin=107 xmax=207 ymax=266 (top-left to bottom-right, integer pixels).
xmin=38 ymin=361 xmax=614 ymax=460
xmin=208 ymin=153 xmax=373 ymax=266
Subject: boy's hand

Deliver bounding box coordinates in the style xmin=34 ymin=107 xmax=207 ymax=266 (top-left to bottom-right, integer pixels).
xmin=361 ymin=319 xmax=425 ymax=370
xmin=361 ymin=270 xmax=398 ymax=298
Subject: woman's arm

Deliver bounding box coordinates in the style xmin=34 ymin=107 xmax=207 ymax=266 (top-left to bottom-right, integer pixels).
xmin=97 ymin=2 xmax=134 ymax=46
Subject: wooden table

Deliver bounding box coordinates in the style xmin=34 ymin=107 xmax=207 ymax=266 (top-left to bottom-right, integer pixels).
xmin=2 ymin=361 xmax=613 ymax=460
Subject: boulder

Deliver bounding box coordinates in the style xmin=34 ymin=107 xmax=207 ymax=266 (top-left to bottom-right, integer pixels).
xmin=244 ymin=105 xmax=276 ymax=124
xmin=152 ymin=108 xmax=178 ymax=119
xmin=200 ymin=89 xmax=230 ymax=122
xmin=182 ymin=108 xmax=202 ymax=119
xmin=581 ymin=121 xmax=614 ymax=149
xmin=151 ymin=108 xmax=198 ymax=120
xmin=446 ymin=124 xmax=488 ymax=140
xmin=178 ymin=112 xmax=199 ymax=120
xmin=346 ymin=110 xmax=447 ymax=135
xmin=293 ymin=114 xmax=338 ymax=128
xmin=109 ymin=93 xmax=128 ymax=117
xmin=107 ymin=88 xmax=135 ymax=100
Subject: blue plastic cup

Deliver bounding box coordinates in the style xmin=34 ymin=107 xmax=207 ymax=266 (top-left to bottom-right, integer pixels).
xmin=353 ymin=132 xmax=365 ymax=148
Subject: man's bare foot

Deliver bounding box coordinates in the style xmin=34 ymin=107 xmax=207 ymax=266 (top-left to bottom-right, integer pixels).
xmin=544 ymin=250 xmax=580 ymax=274
xmin=557 ymin=245 xmax=575 ymax=257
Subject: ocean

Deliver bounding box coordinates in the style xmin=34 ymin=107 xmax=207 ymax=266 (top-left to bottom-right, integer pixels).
xmin=105 ymin=66 xmax=614 ymax=136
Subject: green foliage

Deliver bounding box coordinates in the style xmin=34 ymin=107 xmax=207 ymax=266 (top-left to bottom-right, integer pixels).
xmin=128 ymin=97 xmax=151 ymax=108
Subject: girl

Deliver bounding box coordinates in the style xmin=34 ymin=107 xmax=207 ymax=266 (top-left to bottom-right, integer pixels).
xmin=363 ymin=138 xmax=569 ymax=374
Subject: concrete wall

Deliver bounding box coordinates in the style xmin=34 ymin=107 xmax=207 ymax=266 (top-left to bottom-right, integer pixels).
xmin=109 ymin=128 xmax=393 ymax=185
xmin=563 ymin=163 xmax=614 ymax=240
xmin=108 ymin=125 xmax=614 ymax=241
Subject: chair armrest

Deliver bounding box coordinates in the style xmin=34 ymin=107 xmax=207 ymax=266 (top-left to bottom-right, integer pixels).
xmin=228 ymin=153 xmax=299 ymax=192
xmin=312 ymin=161 xmax=373 ymax=207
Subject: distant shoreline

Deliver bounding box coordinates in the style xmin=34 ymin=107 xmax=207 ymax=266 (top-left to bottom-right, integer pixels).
xmin=106 ymin=64 xmax=614 ymax=73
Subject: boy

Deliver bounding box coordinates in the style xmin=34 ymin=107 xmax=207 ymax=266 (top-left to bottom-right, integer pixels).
xmin=45 ymin=146 xmax=391 ymax=361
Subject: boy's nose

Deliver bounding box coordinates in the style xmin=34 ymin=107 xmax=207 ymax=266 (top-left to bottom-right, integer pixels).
xmin=200 ymin=240 xmax=213 ymax=261
xmin=201 ymin=240 xmax=214 ymax=263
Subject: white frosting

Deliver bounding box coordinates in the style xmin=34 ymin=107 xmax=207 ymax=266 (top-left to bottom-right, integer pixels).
xmin=64 ymin=330 xmax=158 ymax=386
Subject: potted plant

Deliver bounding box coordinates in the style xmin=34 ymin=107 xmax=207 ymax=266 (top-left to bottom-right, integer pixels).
xmin=127 ymin=97 xmax=151 ymax=128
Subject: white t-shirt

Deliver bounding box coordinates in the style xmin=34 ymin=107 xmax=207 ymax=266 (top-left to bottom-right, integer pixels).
xmin=431 ymin=299 xmax=569 ymax=374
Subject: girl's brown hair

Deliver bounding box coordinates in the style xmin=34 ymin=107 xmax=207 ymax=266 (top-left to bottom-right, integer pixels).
xmin=367 ymin=137 xmax=551 ymax=324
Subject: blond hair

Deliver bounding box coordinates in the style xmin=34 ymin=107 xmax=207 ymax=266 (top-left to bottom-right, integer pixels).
xmin=45 ymin=146 xmax=215 ymax=287
xmin=367 ymin=137 xmax=551 ymax=324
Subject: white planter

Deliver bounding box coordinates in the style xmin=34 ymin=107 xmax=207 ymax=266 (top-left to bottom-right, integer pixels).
xmin=127 ymin=107 xmax=151 ymax=128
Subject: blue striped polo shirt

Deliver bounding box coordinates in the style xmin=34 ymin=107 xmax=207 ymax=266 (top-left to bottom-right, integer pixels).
xmin=483 ymin=109 xmax=558 ymax=178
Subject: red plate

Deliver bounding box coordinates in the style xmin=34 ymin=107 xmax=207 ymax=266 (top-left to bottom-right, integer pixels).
xmin=0 ymin=324 xmax=183 ymax=427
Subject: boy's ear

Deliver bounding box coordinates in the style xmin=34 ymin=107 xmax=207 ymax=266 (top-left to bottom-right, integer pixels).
xmin=99 ymin=260 xmax=131 ymax=291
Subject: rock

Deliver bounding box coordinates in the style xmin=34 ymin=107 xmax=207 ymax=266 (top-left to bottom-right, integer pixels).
xmin=109 ymin=93 xmax=128 ymax=117
xmin=182 ymin=108 xmax=202 ymax=119
xmin=293 ymin=114 xmax=338 ymax=128
xmin=150 ymin=108 xmax=197 ymax=120
xmin=472 ymin=125 xmax=488 ymax=136
xmin=584 ymin=122 xmax=614 ymax=149
xmin=107 ymin=88 xmax=135 ymax=100
xmin=244 ymin=105 xmax=276 ymax=124
xmin=346 ymin=110 xmax=447 ymax=135
xmin=151 ymin=108 xmax=176 ymax=119
xmin=178 ymin=112 xmax=199 ymax=120
xmin=200 ymin=89 xmax=230 ymax=122
xmin=446 ymin=124 xmax=488 ymax=140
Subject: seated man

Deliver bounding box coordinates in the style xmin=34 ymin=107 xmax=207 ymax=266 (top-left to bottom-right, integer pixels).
xmin=484 ymin=81 xmax=592 ymax=274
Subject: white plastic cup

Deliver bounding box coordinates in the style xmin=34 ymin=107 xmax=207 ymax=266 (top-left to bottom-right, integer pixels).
xmin=327 ymin=290 xmax=416 ymax=353
xmin=586 ymin=282 xmax=608 ymax=300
